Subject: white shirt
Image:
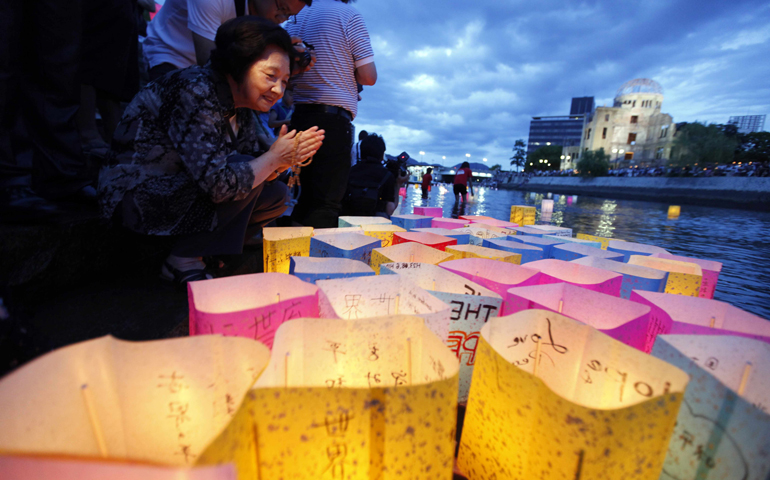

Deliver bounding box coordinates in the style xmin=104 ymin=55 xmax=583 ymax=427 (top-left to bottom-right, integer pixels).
xmin=144 ymin=0 xmax=246 ymax=69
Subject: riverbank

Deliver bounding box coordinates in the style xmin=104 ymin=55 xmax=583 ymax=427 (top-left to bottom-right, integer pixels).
xmin=500 ymin=177 xmax=770 ymax=211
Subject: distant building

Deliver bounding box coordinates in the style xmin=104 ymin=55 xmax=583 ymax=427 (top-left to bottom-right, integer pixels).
xmin=579 ymin=79 xmax=678 ymax=169
xmin=527 ymin=97 xmax=594 ymax=156
xmin=728 ymin=115 xmax=766 ymax=134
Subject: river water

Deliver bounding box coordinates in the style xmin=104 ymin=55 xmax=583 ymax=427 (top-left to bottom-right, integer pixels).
xmin=401 ymin=184 xmax=770 ymax=320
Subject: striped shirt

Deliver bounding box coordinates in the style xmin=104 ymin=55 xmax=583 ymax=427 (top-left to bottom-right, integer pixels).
xmin=287 ymin=0 xmax=374 ymax=119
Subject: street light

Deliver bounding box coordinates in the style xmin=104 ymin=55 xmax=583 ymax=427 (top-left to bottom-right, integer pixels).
xmin=465 ymin=153 xmax=471 ymax=158
xmin=482 ymin=157 xmax=488 ymax=162
xmin=419 ymin=151 xmax=425 ymax=163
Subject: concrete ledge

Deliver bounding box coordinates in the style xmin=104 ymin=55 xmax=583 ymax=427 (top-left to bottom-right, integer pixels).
xmin=501 ymin=177 xmax=770 ymax=210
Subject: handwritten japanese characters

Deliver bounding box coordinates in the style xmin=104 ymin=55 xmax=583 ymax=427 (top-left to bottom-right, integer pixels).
xmin=197 ymin=316 xmax=460 ymax=480
xmin=316 ymin=274 xmax=451 ymax=341
xmin=369 ymin=242 xmax=454 ymax=274
xmin=653 ymin=335 xmax=770 ymax=480
xmin=458 ymin=310 xmax=689 ymax=480
xmin=263 ymin=227 xmax=314 ymax=274
xmin=188 ymin=272 xmax=319 ymax=348
xmin=0 ymin=335 xmax=270 ymax=466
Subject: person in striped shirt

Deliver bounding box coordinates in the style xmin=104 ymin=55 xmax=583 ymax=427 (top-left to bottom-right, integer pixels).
xmin=287 ymin=0 xmax=377 ymax=228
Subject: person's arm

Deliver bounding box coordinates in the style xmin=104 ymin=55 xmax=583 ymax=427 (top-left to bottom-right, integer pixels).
xmin=267 ymin=109 xmax=291 ymax=129
xmin=355 ymin=62 xmax=377 ymax=86
xmin=187 ymin=0 xmax=224 ymax=65
xmin=467 ymin=169 xmax=474 ymax=196
xmin=191 ymin=32 xmax=216 ymax=66
xmin=348 ymin=14 xmax=376 ymax=85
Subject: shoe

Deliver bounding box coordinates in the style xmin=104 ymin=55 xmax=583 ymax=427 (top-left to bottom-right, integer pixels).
xmin=160 ymin=261 xmax=213 ymax=287
xmin=0 ymin=187 xmax=61 ymax=224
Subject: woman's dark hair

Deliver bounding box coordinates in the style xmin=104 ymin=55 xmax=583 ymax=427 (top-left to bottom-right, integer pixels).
xmin=461 ymin=161 xmax=470 ymax=168
xmin=427 ymin=167 xmax=433 ymax=174
xmin=210 ymin=16 xmax=294 ymax=84
xmin=361 ymin=133 xmax=386 ymax=160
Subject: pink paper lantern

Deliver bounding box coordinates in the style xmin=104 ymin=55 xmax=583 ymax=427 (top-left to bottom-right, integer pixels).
xmin=431 ymin=217 xmax=468 ymax=229
xmin=413 ymin=206 xmax=443 ymax=217
xmin=523 ymin=259 xmax=623 ymax=296
xmin=650 ymin=253 xmax=722 ymax=299
xmin=393 ymin=231 xmax=458 ymax=251
xmin=504 ymin=283 xmax=657 ymax=352
xmin=439 ymin=257 xmax=541 ymax=297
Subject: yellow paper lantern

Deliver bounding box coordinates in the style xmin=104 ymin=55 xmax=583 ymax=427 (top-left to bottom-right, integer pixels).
xmin=263 ymin=227 xmax=314 ymax=273
xmin=667 ymin=205 xmax=681 ymax=218
xmin=458 ymin=310 xmax=689 ymax=480
xmin=446 ymin=244 xmax=522 ymax=264
xmin=0 ymin=335 xmax=270 ymax=466
xmin=509 ymin=205 xmax=536 ymax=225
xmin=628 ymin=255 xmax=703 ymax=297
xmin=370 ymin=242 xmax=454 ymax=273
xmin=360 ymin=224 xmax=407 ymax=247
xmin=197 ymin=316 xmax=460 ymax=480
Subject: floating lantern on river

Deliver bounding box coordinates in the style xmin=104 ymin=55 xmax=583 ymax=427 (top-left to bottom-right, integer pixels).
xmin=481 ymin=238 xmax=545 ymax=263
xmin=455 ymin=225 xmax=509 ymax=245
xmin=541 ymin=198 xmax=554 ymax=213
xmin=650 ymin=252 xmax=722 ymax=299
xmin=509 ymin=205 xmax=536 ymax=225
xmin=506 ymin=234 xmax=566 ymax=258
xmin=575 ymin=233 xmax=620 ymax=250
xmin=413 ymin=206 xmax=443 ymax=217
xmin=608 ymin=239 xmax=670 ymax=262
xmin=289 ymin=257 xmax=375 ymax=284
xmin=631 ymin=290 xmax=770 ymax=345
xmin=528 ymin=224 xmax=572 ymax=237
xmin=551 ymin=242 xmax=624 ymax=262
xmin=188 ymin=272 xmax=319 ymax=347
xmin=652 ymin=335 xmax=770 ymax=480
xmin=629 ymin=255 xmax=702 ymax=297
xmin=412 ymin=227 xmax=471 ymax=244
xmin=309 ymin=233 xmax=381 ymax=264
xmin=390 ymin=214 xmax=433 ymax=230
xmin=392 ymin=231 xmax=457 ymax=251
xmin=524 ymin=259 xmax=623 ymax=296
xmin=360 ymin=223 xmax=406 ymax=247
xmin=379 ymin=262 xmax=503 ymax=401
xmin=338 ymin=216 xmax=392 ymax=228
xmin=507 ymin=226 xmax=548 ymax=237
xmin=667 ymin=205 xmax=681 ymax=218
xmin=446 ymin=244 xmax=522 ymax=264
xmin=263 ymin=227 xmax=313 ymax=273
xmin=571 ymin=255 xmax=668 ymax=299
xmin=197 ymin=316 xmax=460 ymax=480
xmin=314 ymin=226 xmax=363 ymax=235
xmin=439 ymin=257 xmax=541 ymax=296
xmin=504 ymin=283 xmax=658 ymax=352
xmin=370 ymin=242 xmax=454 ymax=274
xmin=457 ymin=310 xmax=689 ymax=480
xmin=431 ymin=217 xmax=468 ymax=229
xmin=0 ymin=335 xmax=270 ymax=467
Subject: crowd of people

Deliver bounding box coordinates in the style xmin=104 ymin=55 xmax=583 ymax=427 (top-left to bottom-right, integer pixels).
xmin=515 ymin=162 xmax=770 ymax=179
xmin=1 ymin=0 xmax=379 ymax=285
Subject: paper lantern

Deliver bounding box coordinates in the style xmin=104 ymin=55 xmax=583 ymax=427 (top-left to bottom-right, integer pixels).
xmin=667 ymin=205 xmax=681 ymax=218
xmin=263 ymin=227 xmax=313 ymax=273
xmin=338 ymin=216 xmax=392 ymax=228
xmin=576 ymin=233 xmax=621 ymax=250
xmin=0 ymin=455 xmax=236 ymax=480
xmin=454 ymin=225 xmax=509 ymax=245
xmin=413 ymin=206 xmax=443 ymax=217
xmin=507 ymin=226 xmax=548 ymax=237
xmin=524 ymin=258 xmax=623 ymax=296
xmin=440 ymin=257 xmax=541 ymax=296
xmin=528 ymin=224 xmax=572 ymax=237
xmin=431 ymin=217 xmax=468 ymax=229
xmin=481 ymin=238 xmax=545 ymax=263
xmin=446 ymin=244 xmax=522 ymax=264
xmin=631 ymin=290 xmax=770 ymax=344
xmin=509 ymin=205 xmax=536 ymax=225
xmin=459 ymin=215 xmax=495 ymax=222
xmin=539 ymin=211 xmax=553 ymax=223
xmin=360 ymin=223 xmax=406 ymax=247
xmin=457 ymin=310 xmax=689 ymax=480
xmin=541 ymin=198 xmax=554 ymax=213
xmin=651 ymin=252 xmax=722 ymax=299
xmin=571 ymin=255 xmax=668 ymax=299
xmin=652 ymin=335 xmax=770 ymax=480
xmin=370 ymin=242 xmax=454 ymax=274
xmin=289 ymin=257 xmax=375 ymax=284
xmin=628 ymin=255 xmax=702 ymax=297
xmin=544 ymin=235 xmax=602 ymax=250
xmin=188 ymin=272 xmax=319 ymax=347
xmin=504 ymin=283 xmax=660 ymax=352
xmin=464 ymin=218 xmax=519 ymax=229
xmin=198 ymin=316 xmax=460 ymax=480
xmin=0 ymin=335 xmax=269 ymax=465
xmin=608 ymin=239 xmax=670 ymax=262
xmin=314 ymin=226 xmax=363 ymax=235
xmin=506 ymin=234 xmax=565 ymax=258
xmin=379 ymin=262 xmax=503 ymax=402
xmin=317 ymin=275 xmax=451 ymax=341
xmin=392 ymin=231 xmax=457 ymax=251
xmin=467 ymin=223 xmax=516 ymax=236
xmin=309 ymin=233 xmax=381 ymax=264
xmin=412 ymin=227 xmax=471 ymax=244
xmin=551 ymin=242 xmax=624 ymax=262
xmin=389 ymin=214 xmax=432 ymax=230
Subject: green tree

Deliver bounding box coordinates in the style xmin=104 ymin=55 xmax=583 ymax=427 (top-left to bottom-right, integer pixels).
xmin=489 ymin=164 xmax=502 ymax=172
xmin=737 ymin=131 xmax=770 ymax=164
xmin=525 ymin=145 xmax=561 ymax=172
xmin=576 ymin=148 xmax=610 ymax=177
xmin=510 ymin=139 xmax=527 ymax=171
xmin=672 ymin=122 xmax=738 ymax=166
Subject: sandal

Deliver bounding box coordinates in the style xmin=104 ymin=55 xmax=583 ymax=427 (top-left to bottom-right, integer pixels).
xmin=160 ymin=261 xmax=213 ymax=286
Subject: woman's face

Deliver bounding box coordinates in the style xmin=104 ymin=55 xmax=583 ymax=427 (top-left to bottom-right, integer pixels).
xmin=234 ymin=44 xmax=290 ymax=112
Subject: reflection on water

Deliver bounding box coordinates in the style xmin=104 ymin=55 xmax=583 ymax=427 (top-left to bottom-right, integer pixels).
xmin=403 ymin=186 xmax=770 ymax=319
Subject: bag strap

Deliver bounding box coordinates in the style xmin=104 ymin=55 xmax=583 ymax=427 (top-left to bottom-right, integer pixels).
xmin=235 ymin=0 xmax=245 ymax=17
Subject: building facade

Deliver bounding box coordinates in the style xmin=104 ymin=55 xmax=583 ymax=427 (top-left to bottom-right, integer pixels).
xmin=527 ymin=97 xmax=594 ymax=155
xmin=580 ymin=79 xmax=677 ymax=168
xmin=728 ymin=115 xmax=766 ymax=134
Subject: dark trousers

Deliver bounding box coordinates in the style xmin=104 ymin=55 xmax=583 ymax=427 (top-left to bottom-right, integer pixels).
xmin=171 ymin=181 xmax=289 ymax=258
xmin=289 ymin=110 xmax=353 ymax=228
xmin=148 ymin=62 xmax=179 ymax=83
xmin=0 ymin=0 xmax=91 ymax=198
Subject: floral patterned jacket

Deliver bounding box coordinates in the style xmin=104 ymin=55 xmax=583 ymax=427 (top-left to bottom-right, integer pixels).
xmin=98 ymin=65 xmax=262 ymax=235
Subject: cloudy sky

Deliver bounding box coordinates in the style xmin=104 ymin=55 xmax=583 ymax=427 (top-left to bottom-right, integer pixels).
xmin=348 ymin=0 xmax=770 ymax=167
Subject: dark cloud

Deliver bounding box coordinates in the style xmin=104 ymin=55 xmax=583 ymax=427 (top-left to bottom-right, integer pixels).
xmin=350 ymin=0 xmax=770 ymax=166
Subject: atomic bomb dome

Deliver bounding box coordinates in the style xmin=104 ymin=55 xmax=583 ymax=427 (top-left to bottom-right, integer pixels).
xmin=615 ymin=78 xmax=664 ymax=98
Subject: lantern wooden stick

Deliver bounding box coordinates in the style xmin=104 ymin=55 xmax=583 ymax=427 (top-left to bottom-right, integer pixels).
xmin=81 ymin=384 xmax=108 ymax=458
